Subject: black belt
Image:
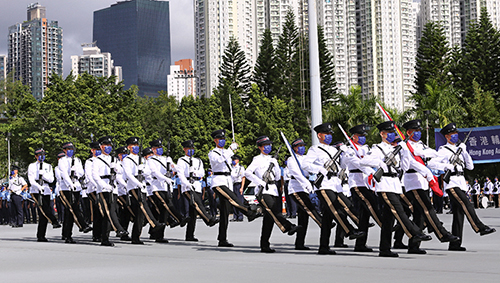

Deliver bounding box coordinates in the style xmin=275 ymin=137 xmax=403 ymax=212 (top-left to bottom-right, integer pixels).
xmin=382 ymin=173 xmax=398 ymax=178
xmin=450 ymin=171 xmax=464 ymax=176
xmin=350 ymin=169 xmax=362 ymax=173
xmin=100 ymin=175 xmax=111 ymax=179
xmin=213 ymin=172 xmax=231 ymax=176
xmin=267 ymin=181 xmax=276 ymax=185
xmin=234 ymin=182 xmax=242 ymax=186
xmin=406 ymin=169 xmax=417 ymax=174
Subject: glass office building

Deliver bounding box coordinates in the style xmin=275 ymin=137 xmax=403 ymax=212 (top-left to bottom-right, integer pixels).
xmin=93 ymin=0 xmax=171 ymax=97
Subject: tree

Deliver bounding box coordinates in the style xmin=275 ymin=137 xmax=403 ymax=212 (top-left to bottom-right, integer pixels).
xmin=465 ymin=80 xmax=500 ymax=127
xmin=218 ymin=36 xmax=251 ymax=103
xmin=451 ymin=7 xmax=500 ymax=103
xmin=318 ymin=25 xmax=338 ymax=104
xmin=137 ymin=90 xmax=179 ymax=144
xmin=413 ymin=21 xmax=450 ymax=101
xmin=253 ymin=29 xmax=278 ymax=98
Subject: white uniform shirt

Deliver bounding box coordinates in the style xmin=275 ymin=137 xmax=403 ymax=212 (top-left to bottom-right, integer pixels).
xmin=27 ymin=161 xmax=54 ymax=195
xmin=176 ymin=156 xmax=204 ymax=193
xmin=427 ymin=143 xmax=474 ymax=191
xmin=147 ymin=155 xmax=174 ymax=192
xmin=245 ymin=153 xmax=281 ymax=196
xmin=84 ymin=158 xmax=98 ymax=194
xmin=343 ymin=144 xmax=374 ymax=189
xmin=9 ymin=175 xmax=27 ymax=195
xmin=494 ymin=181 xmax=500 ymax=195
xmin=302 ymin=144 xmax=345 ymax=193
xmin=360 ymin=142 xmax=410 ymax=194
xmin=123 ymin=154 xmax=151 ymax=193
xmin=58 ymin=156 xmax=84 ymax=192
xmin=484 ymin=181 xmax=494 ymax=195
xmin=208 ymin=147 xmax=234 ymax=189
xmin=286 ymin=155 xmax=313 ymax=194
xmin=471 ymin=183 xmax=480 ymax=195
xmin=115 ymin=160 xmax=128 ymax=196
xmin=54 ymin=166 xmax=62 ymax=196
xmin=402 ymin=141 xmax=435 ymax=191
xmin=92 ymin=155 xmax=117 ymax=193
xmin=231 ymin=163 xmax=245 ymax=184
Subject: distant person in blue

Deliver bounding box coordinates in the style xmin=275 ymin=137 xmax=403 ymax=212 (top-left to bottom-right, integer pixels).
xmin=9 ymin=165 xmax=28 ymax=228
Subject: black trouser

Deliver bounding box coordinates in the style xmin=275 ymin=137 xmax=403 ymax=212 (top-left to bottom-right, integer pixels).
xmin=1 ymin=200 xmax=9 ymax=224
xmin=184 ymin=191 xmax=213 ymax=239
xmin=351 ymin=186 xmax=382 ymax=248
xmin=472 ymin=194 xmax=479 ymax=208
xmin=447 ymin=187 xmax=487 ymax=248
xmin=407 ymin=189 xmax=452 ymax=250
xmin=316 ymin=189 xmax=356 ymax=251
xmin=205 ymin=187 xmax=218 ymax=217
xmin=378 ymin=192 xmax=421 ymax=252
xmin=493 ymin=194 xmax=499 ymax=208
xmin=117 ymin=195 xmax=134 ymax=232
xmin=393 ymin=193 xmax=413 ymax=245
xmin=231 ymin=183 xmax=245 ymax=220
xmin=284 ymin=182 xmax=297 ymax=217
xmin=89 ymin=192 xmax=102 ymax=240
xmin=10 ymin=194 xmax=23 ymax=226
xmin=213 ymin=185 xmax=253 ymax=242
xmin=334 ymin=193 xmax=360 ymax=246
xmin=259 ymin=194 xmax=294 ymax=249
xmin=149 ymin=191 xmax=183 ymax=239
xmin=130 ymin=189 xmax=162 ymax=241
xmin=81 ymin=196 xmax=92 ymax=225
xmin=98 ymin=192 xmax=127 ymax=242
xmin=55 ymin=196 xmax=64 ymax=223
xmin=60 ymin=190 xmax=88 ymax=239
xmin=291 ymin=191 xmax=322 ymax=248
xmin=32 ymin=193 xmax=59 ymax=239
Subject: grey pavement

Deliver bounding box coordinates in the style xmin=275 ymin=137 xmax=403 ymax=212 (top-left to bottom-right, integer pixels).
xmin=1 ymin=208 xmax=500 ymax=283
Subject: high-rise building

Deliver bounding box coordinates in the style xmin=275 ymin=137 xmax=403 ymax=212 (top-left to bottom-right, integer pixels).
xmin=194 ymin=0 xmax=255 ymax=97
xmin=7 ymin=3 xmax=63 ymax=100
xmin=167 ymin=59 xmax=196 ymax=102
xmin=0 ymin=55 xmax=6 ymax=82
xmin=70 ymin=43 xmax=122 ymax=83
xmin=93 ymin=0 xmax=171 ymax=97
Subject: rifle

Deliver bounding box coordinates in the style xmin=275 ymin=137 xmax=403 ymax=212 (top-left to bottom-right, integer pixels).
xmin=372 ymin=142 xmax=405 ymax=182
xmin=257 ymin=145 xmax=282 ymax=200
xmin=338 ymin=124 xmax=362 ymax=159
xmin=136 ymin=140 xmax=145 ymax=202
xmin=37 ymin=161 xmax=44 ymax=206
xmin=313 ymin=147 xmax=343 ymax=189
xmin=442 ymin=128 xmax=474 ymax=183
xmin=187 ymin=157 xmax=197 ymax=206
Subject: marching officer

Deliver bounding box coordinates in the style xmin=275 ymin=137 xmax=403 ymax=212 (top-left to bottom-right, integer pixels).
xmin=302 ymin=123 xmax=364 ymax=255
xmin=343 ymin=124 xmax=382 ymax=252
xmin=58 ymin=142 xmax=92 ymax=243
xmin=231 ymin=155 xmax=246 ymax=222
xmin=208 ymin=129 xmax=259 ymax=247
xmin=9 ymin=165 xmax=27 ymax=228
xmin=245 ymin=136 xmax=302 ymax=253
xmin=115 ymin=146 xmax=133 ymax=240
xmin=92 ymin=136 xmax=129 ymax=246
xmin=28 ymin=148 xmax=61 ymax=241
xmin=471 ymin=179 xmax=480 ymax=208
xmin=286 ymin=138 xmax=324 ymax=250
xmin=177 ymin=140 xmax=218 ymax=242
xmin=493 ymin=177 xmax=500 ymax=208
xmin=359 ymin=121 xmax=431 ymax=257
xmin=148 ymin=139 xmax=186 ymax=242
xmin=428 ymin=123 xmax=496 ymax=251
xmin=85 ymin=141 xmax=103 ymax=242
xmin=401 ymin=119 xmax=460 ymax=254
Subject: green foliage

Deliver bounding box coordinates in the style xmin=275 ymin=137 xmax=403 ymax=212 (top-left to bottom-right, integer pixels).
xmin=252 ymin=29 xmax=278 ymax=98
xmin=464 ymin=80 xmax=500 ymax=127
xmin=317 ymin=25 xmax=338 ymax=104
xmin=218 ymin=36 xmax=251 ymax=103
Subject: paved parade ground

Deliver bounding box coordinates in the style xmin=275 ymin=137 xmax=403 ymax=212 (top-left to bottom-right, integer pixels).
xmin=1 ymin=209 xmax=500 ymax=283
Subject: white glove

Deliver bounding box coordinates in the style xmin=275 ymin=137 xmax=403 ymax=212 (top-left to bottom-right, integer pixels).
xmin=104 ymin=184 xmax=113 ymax=191
xmin=378 ymin=161 xmax=388 ymax=173
xmin=306 ymin=185 xmax=314 ymax=194
xmin=230 ymin=143 xmax=238 ymax=151
xmin=339 ymin=145 xmax=349 ymax=153
xmin=424 ymin=169 xmax=434 ymax=182
xmin=138 ymin=164 xmax=145 ymax=171
xmin=458 ymin=143 xmax=467 ymax=151
xmin=444 ymin=164 xmax=455 ymax=171
xmin=319 ymin=167 xmax=328 ymax=176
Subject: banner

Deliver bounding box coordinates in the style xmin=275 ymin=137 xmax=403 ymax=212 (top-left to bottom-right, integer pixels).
xmin=435 ymin=125 xmax=500 ymax=164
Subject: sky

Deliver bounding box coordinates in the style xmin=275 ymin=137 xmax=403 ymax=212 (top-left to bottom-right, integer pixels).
xmin=0 ymin=0 xmax=195 ymax=76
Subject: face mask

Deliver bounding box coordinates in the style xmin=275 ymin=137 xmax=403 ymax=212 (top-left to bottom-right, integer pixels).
xmin=284 ymin=161 xmax=287 ymax=166
xmin=132 ymin=146 xmax=140 ymax=154
xmin=95 ymin=150 xmax=102 ymax=157
xmin=11 ymin=171 xmax=15 ymax=176
xmin=450 ymin=134 xmax=459 ymax=144
xmin=187 ymin=149 xmax=195 ymax=157
xmin=412 ymin=131 xmax=422 ymax=142
xmin=121 ymin=154 xmax=128 ymax=160
xmin=357 ymin=136 xmax=366 ymax=146
xmin=104 ymin=146 xmax=113 ymax=154
xmin=156 ymin=148 xmax=164 ymax=155
xmin=38 ymin=155 xmax=45 ymax=162
xmin=263 ymin=144 xmax=272 ymax=154
xmin=66 ymin=149 xmax=74 ymax=157
xmin=231 ymin=160 xmax=236 ymax=166
xmin=218 ymin=139 xmax=226 ymax=148
xmin=323 ymin=134 xmax=333 ymax=145
xmin=297 ymin=146 xmax=306 ymax=155
xmin=386 ymin=132 xmax=396 ymax=143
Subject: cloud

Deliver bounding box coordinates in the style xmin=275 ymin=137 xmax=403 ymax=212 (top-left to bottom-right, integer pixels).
xmin=0 ymin=0 xmax=194 ymax=76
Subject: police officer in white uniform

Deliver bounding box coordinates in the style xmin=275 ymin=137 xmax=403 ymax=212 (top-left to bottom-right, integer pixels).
xmin=58 ymin=142 xmax=92 ymax=243
xmin=115 ymin=146 xmax=133 ymax=241
xmin=209 ymin=129 xmax=259 ymax=247
xmin=471 ymin=179 xmax=481 ymax=208
xmin=401 ymin=120 xmax=460 ymax=254
xmin=483 ymin=177 xmax=493 ymax=203
xmin=28 ymin=148 xmax=60 ymax=241
xmin=245 ymin=136 xmax=302 ymax=253
xmin=85 ymin=141 xmax=103 ymax=242
xmin=231 ymin=154 xmax=247 ymax=222
xmin=359 ymin=121 xmax=431 ymax=257
xmin=493 ymin=177 xmax=500 ymax=208
xmin=427 ymin=123 xmax=496 ymax=251
xmin=302 ymin=123 xmax=364 ymax=255
xmin=177 ymin=139 xmax=217 ymax=242
xmin=286 ymin=138 xmax=323 ymax=250
xmin=9 ymin=165 xmax=27 ymax=228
